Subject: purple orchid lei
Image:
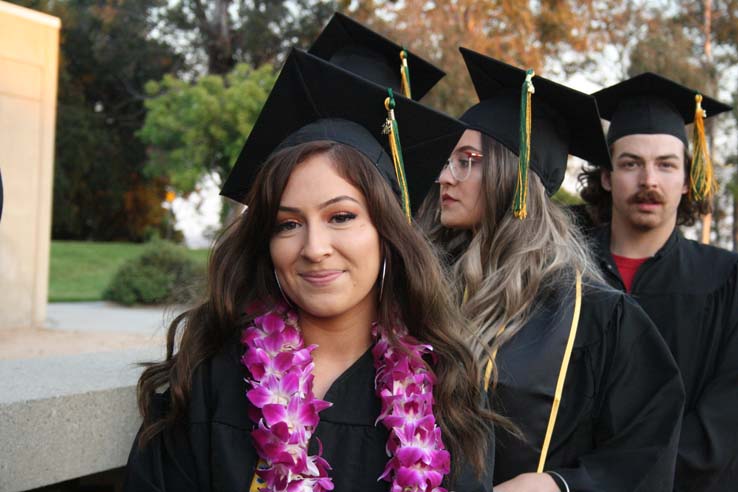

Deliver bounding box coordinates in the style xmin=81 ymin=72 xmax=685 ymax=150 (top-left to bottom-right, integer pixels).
xmin=240 ymin=302 xmax=450 ymax=492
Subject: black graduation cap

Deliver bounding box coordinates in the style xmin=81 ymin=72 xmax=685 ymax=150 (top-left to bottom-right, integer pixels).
xmin=457 ymin=47 xmax=610 ymax=217
xmin=593 ymin=72 xmax=732 ymax=201
xmin=308 ymin=12 xmax=444 ymax=100
xmin=593 ymin=72 xmax=732 ymax=146
xmin=220 ymin=48 xmax=465 ymax=212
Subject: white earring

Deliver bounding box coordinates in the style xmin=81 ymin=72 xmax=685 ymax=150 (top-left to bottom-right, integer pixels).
xmin=378 ymin=258 xmax=387 ymax=303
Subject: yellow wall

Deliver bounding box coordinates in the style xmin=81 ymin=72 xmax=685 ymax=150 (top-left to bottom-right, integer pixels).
xmin=0 ymin=1 xmax=60 ymax=330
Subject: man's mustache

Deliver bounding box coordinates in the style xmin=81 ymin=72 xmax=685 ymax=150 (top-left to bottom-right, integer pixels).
xmin=627 ymin=189 xmax=665 ymax=205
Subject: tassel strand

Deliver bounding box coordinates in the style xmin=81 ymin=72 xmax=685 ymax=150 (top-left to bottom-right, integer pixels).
xmin=400 ymin=49 xmax=412 ymax=99
xmin=513 ymin=69 xmax=535 ymax=219
xmin=689 ymin=94 xmax=717 ymax=202
xmin=383 ymin=89 xmax=412 ymax=222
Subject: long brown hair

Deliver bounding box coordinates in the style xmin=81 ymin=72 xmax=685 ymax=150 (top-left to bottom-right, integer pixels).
xmin=578 ymin=147 xmax=710 ymax=227
xmin=137 ymin=140 xmax=494 ymax=477
xmin=418 ymin=134 xmax=604 ymax=368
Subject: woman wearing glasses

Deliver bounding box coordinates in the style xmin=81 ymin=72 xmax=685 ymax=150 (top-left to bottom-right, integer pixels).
xmin=419 ymin=48 xmax=684 ymax=492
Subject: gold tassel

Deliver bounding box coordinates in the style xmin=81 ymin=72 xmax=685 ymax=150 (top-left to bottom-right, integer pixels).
xmin=689 ymin=94 xmax=717 ymax=202
xmin=400 ymin=49 xmax=412 ymax=99
xmin=513 ymin=69 xmax=535 ymax=219
xmin=382 ymin=89 xmax=412 ymax=222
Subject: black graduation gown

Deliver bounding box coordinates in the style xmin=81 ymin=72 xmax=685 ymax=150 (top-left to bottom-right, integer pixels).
xmin=491 ymin=285 xmax=685 ymax=492
xmin=124 ymin=340 xmax=494 ymax=492
xmin=592 ymin=227 xmax=738 ymax=492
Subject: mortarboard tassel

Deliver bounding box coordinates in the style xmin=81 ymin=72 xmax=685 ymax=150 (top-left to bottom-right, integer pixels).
xmin=383 ymin=88 xmax=412 ymax=222
xmin=400 ymin=48 xmax=412 ymax=99
xmin=689 ymin=94 xmax=717 ymax=202
xmin=513 ymin=69 xmax=535 ymax=220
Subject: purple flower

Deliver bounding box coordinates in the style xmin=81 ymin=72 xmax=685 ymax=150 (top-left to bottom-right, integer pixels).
xmin=241 ymin=305 xmax=334 ymax=491
xmin=262 ymin=396 xmax=331 ymax=432
xmin=247 ymin=373 xmax=301 ymax=408
xmin=241 ymin=305 xmax=448 ymax=492
xmin=373 ymin=320 xmax=450 ymax=491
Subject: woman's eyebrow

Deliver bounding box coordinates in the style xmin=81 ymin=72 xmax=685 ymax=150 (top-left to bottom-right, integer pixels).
xmin=454 ymin=145 xmax=483 ymax=154
xmin=278 ymin=195 xmax=360 ymax=213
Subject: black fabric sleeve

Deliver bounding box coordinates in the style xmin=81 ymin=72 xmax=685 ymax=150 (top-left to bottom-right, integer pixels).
xmin=549 ymin=296 xmax=685 ymax=492
xmin=675 ymin=267 xmax=738 ymax=492
xmin=123 ymin=392 xmax=202 ymax=492
xmin=453 ymin=421 xmax=495 ymax=492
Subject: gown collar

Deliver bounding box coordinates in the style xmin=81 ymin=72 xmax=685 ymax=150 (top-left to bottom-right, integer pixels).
xmin=593 ymin=224 xmax=681 ymax=265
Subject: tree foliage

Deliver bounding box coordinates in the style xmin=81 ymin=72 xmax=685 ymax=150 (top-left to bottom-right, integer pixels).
xmin=345 ymin=0 xmax=601 ymax=116
xmin=139 ymin=63 xmax=276 ymax=194
xmin=156 ymin=0 xmax=338 ymax=74
xmin=11 ymin=0 xmax=182 ymax=240
xmin=628 ymin=16 xmax=715 ymax=90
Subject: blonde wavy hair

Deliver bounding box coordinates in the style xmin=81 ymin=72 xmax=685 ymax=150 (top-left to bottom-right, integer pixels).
xmin=418 ymin=133 xmax=604 ymax=364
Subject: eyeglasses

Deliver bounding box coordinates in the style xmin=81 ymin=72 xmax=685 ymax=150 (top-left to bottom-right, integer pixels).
xmin=438 ymin=150 xmax=484 ymax=182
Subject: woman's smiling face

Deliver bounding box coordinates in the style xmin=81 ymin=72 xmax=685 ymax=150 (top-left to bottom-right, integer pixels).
xmin=269 ymin=152 xmax=381 ymax=320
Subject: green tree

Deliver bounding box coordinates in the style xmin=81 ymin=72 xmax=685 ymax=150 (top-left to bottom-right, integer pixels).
xmin=157 ymin=0 xmax=337 ymax=74
xmin=139 ymin=63 xmax=276 ymax=198
xmin=11 ymin=0 xmax=182 ymax=240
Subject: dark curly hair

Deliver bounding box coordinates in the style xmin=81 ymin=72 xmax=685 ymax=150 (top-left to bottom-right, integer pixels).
xmin=578 ymin=146 xmax=711 ymax=227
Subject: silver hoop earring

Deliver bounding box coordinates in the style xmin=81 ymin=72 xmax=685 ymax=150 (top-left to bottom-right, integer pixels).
xmin=378 ymin=258 xmax=387 ymax=303
xmin=274 ymin=269 xmax=294 ymax=307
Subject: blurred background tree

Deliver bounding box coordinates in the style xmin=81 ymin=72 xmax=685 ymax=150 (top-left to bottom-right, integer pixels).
xmin=344 ymin=0 xmax=600 ymax=116
xmin=154 ymin=0 xmax=337 ymax=74
xmin=138 ymin=63 xmax=276 ymax=222
xmin=12 ymin=0 xmax=181 ymax=240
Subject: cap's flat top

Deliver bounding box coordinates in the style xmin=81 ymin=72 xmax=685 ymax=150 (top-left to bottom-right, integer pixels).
xmin=593 ymin=72 xmax=732 ymax=124
xmin=309 ymin=12 xmax=444 ymax=100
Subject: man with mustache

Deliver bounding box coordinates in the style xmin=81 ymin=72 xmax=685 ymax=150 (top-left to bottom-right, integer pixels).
xmin=578 ymin=73 xmax=738 ymax=492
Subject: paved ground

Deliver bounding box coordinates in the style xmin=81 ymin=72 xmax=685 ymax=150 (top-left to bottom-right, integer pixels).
xmin=46 ymin=302 xmax=177 ymax=335
xmin=0 ymin=302 xmax=177 ymax=360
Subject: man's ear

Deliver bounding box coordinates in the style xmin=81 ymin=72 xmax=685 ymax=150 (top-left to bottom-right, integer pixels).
xmin=601 ymin=169 xmax=612 ymax=192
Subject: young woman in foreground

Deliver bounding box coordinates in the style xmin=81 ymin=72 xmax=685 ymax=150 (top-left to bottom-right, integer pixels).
xmin=124 ymin=49 xmax=495 ymax=492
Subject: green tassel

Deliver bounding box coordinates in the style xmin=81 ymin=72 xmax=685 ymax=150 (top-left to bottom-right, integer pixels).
xmin=513 ymin=69 xmax=535 ymax=219
xmin=383 ymin=88 xmax=411 ymax=221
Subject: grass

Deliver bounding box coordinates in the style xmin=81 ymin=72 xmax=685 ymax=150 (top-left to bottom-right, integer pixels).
xmin=49 ymin=241 xmax=208 ymax=302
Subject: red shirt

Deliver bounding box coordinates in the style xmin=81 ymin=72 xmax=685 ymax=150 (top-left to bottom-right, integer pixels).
xmin=612 ymin=254 xmax=649 ymax=293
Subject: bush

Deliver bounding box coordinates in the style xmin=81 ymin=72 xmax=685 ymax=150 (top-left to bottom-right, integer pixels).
xmin=103 ymin=240 xmax=205 ymax=305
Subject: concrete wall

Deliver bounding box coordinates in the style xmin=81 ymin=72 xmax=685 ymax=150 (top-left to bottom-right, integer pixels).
xmin=0 ymin=348 xmax=157 ymax=492
xmin=0 ymin=1 xmax=60 ymax=330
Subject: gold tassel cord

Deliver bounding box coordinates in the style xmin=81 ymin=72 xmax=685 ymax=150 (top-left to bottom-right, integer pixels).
xmin=689 ymin=94 xmax=717 ymax=202
xmin=513 ymin=69 xmax=535 ymax=220
xmin=400 ymin=49 xmax=412 ymax=99
xmin=383 ymin=89 xmax=412 ymax=222
xmin=537 ymin=271 xmax=582 ymax=473
xmin=483 ymin=273 xmax=582 ymax=472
